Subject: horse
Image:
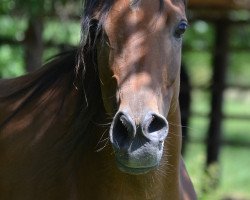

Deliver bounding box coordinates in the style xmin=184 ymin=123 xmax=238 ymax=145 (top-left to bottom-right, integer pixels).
xmin=0 ymin=0 xmax=196 ymax=199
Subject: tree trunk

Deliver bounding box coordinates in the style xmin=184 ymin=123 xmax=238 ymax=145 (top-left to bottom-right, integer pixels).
xmin=205 ymin=21 xmax=230 ymax=190
xmin=24 ymin=17 xmax=44 ymax=72
xmin=180 ymin=64 xmax=191 ymax=155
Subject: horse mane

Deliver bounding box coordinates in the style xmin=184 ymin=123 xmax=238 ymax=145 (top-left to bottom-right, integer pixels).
xmin=0 ymin=51 xmax=77 ymax=98
xmin=0 ymin=44 xmax=103 ymax=135
xmin=0 ymin=45 xmax=107 ymax=183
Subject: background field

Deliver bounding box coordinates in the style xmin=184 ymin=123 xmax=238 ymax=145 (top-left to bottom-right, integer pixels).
xmin=183 ymin=21 xmax=250 ymax=199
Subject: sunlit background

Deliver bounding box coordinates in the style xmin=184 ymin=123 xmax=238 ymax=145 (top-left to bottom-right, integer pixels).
xmin=0 ymin=1 xmax=250 ymax=199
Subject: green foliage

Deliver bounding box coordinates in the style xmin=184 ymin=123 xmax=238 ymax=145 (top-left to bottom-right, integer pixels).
xmin=0 ymin=16 xmax=26 ymax=40
xmin=184 ymin=21 xmax=215 ymax=51
xmin=1 ymin=0 xmax=82 ymax=17
xmin=230 ymin=25 xmax=250 ymax=49
xmin=15 ymin=0 xmax=48 ymax=16
xmin=0 ymin=45 xmax=25 ymax=78
xmin=183 ymin=20 xmax=250 ymax=87
xmin=44 ymin=20 xmax=80 ymax=45
xmin=0 ymin=0 xmax=15 ymax=14
xmin=0 ymin=1 xmax=81 ymax=77
xmin=183 ymin=52 xmax=212 ymax=87
xmin=228 ymin=52 xmax=250 ymax=85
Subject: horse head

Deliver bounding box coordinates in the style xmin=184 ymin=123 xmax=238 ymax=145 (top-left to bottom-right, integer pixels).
xmin=82 ymin=0 xmax=187 ymax=175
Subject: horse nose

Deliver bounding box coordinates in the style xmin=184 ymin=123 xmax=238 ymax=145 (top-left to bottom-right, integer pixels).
xmin=110 ymin=111 xmax=168 ymax=150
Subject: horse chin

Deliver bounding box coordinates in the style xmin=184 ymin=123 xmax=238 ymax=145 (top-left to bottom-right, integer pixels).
xmin=116 ymin=158 xmax=159 ymax=175
xmin=110 ymin=139 xmax=165 ymax=175
xmin=114 ymin=148 xmax=163 ymax=175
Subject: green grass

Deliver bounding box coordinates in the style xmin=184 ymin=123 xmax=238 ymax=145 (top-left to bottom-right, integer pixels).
xmin=185 ymin=90 xmax=250 ymax=199
xmin=185 ymin=143 xmax=250 ymax=200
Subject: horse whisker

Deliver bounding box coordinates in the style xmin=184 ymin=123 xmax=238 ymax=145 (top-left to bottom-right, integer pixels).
xmin=96 ymin=129 xmax=109 ymax=146
xmin=95 ymin=139 xmax=110 ymax=152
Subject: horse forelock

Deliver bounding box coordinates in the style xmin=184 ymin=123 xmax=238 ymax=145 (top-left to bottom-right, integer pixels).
xmin=79 ymin=0 xmax=114 ymax=47
xmin=79 ymin=0 xmax=186 ymax=48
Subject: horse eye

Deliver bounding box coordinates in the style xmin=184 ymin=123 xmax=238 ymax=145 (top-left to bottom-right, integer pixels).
xmin=174 ymin=20 xmax=188 ymax=39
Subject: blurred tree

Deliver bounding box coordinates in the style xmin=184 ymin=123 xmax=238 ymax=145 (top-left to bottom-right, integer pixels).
xmin=23 ymin=18 xmax=44 ymax=72
xmin=0 ymin=0 xmax=81 ymax=72
xmin=206 ymin=21 xmax=230 ymax=190
xmin=14 ymin=0 xmax=70 ymax=71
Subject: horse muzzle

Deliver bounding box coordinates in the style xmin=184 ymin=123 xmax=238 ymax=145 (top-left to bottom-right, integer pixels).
xmin=110 ymin=111 xmax=169 ymax=174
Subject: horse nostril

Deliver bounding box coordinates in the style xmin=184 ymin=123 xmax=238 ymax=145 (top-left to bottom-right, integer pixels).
xmin=119 ymin=114 xmax=134 ymax=135
xmin=144 ymin=114 xmax=168 ymax=140
xmin=110 ymin=112 xmax=135 ymax=149
xmin=148 ymin=115 xmax=166 ymax=133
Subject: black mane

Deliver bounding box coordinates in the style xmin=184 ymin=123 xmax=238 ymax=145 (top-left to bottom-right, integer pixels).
xmin=80 ymin=0 xmax=115 ymax=49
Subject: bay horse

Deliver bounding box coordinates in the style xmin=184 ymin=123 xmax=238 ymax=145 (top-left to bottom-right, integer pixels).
xmin=0 ymin=0 xmax=196 ymax=199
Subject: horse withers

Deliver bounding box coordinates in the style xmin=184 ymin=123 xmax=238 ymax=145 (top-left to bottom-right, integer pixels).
xmin=0 ymin=0 xmax=196 ymax=199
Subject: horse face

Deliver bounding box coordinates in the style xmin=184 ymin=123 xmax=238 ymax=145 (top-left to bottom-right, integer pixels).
xmin=98 ymin=0 xmax=187 ymax=174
